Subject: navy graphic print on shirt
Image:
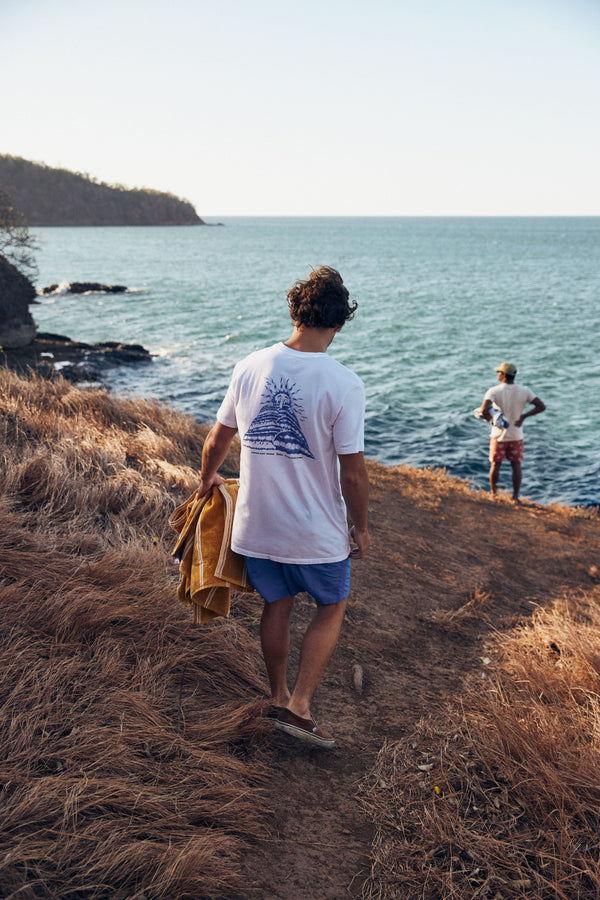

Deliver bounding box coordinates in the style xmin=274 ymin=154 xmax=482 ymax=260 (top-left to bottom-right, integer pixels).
xmin=243 ymin=377 xmax=315 ymax=458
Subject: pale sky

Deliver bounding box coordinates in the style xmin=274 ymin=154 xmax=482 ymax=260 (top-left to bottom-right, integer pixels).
xmin=2 ymin=0 xmax=599 ymax=216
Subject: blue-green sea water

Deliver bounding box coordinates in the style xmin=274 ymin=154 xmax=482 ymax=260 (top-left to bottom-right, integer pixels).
xmin=31 ymin=218 xmax=600 ymax=508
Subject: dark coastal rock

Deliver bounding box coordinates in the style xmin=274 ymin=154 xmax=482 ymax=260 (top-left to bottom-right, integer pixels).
xmin=0 ymin=331 xmax=152 ymax=383
xmin=0 ymin=256 xmax=37 ymax=348
xmin=41 ymin=282 xmax=128 ymax=295
xmin=1 ymin=261 xmax=150 ymax=381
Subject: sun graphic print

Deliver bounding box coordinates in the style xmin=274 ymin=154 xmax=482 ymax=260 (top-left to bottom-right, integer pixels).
xmin=243 ymin=377 xmax=315 ymax=458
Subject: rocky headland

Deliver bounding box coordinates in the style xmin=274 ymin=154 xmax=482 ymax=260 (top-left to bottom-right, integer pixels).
xmin=0 ymin=155 xmax=214 ymax=376
xmin=0 ymin=154 xmax=206 ymax=227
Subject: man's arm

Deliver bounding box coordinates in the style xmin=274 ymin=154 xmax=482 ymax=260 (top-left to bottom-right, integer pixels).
xmin=339 ymin=452 xmax=371 ymax=558
xmin=515 ymin=397 xmax=546 ymax=428
xmin=198 ymin=422 xmax=238 ymax=496
xmin=478 ymin=398 xmax=493 ymax=422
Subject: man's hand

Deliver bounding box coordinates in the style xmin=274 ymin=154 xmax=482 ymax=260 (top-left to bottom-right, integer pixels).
xmin=516 ymin=397 xmax=546 ymax=428
xmin=198 ymin=473 xmax=225 ymax=497
xmin=349 ymin=525 xmax=371 ymax=559
xmin=339 ymin=452 xmax=370 ymax=559
xmin=479 ymin=399 xmax=492 ymax=422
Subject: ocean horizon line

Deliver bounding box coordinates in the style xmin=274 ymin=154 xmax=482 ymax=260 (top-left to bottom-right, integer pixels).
xmin=32 ymin=214 xmax=600 ymax=230
xmin=199 ymin=213 xmax=600 ymax=220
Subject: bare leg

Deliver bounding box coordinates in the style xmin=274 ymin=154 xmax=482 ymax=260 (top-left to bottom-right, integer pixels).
xmin=489 ymin=460 xmax=501 ymax=495
xmin=287 ymin=598 xmax=348 ymax=721
xmin=510 ymin=459 xmax=522 ymax=502
xmin=260 ymin=595 xmax=294 ymax=707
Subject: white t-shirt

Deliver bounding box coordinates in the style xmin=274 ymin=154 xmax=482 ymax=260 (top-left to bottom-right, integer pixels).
xmin=484 ymin=383 xmax=536 ymax=441
xmin=217 ymin=342 xmax=365 ymax=563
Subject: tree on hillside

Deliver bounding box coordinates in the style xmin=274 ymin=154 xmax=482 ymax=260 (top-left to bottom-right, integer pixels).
xmin=0 ymin=190 xmax=38 ymax=281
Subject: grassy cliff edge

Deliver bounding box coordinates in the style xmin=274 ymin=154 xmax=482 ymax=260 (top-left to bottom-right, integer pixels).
xmin=1 ymin=367 xmax=599 ymax=899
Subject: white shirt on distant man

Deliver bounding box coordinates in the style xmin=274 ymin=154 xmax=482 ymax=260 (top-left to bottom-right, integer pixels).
xmin=483 ymin=382 xmax=535 ymax=441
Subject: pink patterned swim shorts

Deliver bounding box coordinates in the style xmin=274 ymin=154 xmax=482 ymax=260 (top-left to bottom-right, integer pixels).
xmin=489 ymin=438 xmax=524 ymax=463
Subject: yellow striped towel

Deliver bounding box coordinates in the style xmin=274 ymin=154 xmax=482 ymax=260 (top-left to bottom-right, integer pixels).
xmin=169 ymin=479 xmax=254 ymax=624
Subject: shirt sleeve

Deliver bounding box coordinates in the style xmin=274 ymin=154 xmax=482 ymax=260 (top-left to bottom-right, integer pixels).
xmin=216 ymin=373 xmax=238 ymax=429
xmin=332 ymin=380 xmax=365 ymax=455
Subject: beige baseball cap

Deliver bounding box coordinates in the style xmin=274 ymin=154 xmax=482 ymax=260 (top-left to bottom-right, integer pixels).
xmin=495 ymin=361 xmax=517 ymax=376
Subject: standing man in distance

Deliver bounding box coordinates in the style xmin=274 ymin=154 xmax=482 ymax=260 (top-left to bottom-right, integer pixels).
xmin=198 ymin=266 xmax=370 ymax=748
xmin=479 ymin=361 xmax=546 ymax=503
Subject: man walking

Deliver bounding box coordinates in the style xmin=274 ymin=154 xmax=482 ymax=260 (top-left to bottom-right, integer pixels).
xmin=479 ymin=361 xmax=545 ymax=503
xmin=197 ymin=266 xmax=370 ymax=748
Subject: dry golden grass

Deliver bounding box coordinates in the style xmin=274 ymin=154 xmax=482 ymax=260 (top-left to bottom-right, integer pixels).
xmin=4 ymin=365 xmax=600 ymax=899
xmin=0 ymin=367 xmax=265 ymax=899
xmin=360 ymin=590 xmax=600 ymax=899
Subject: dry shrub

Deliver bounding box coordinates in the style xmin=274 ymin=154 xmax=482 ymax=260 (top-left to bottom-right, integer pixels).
xmin=361 ymin=589 xmax=600 ymax=900
xmin=0 ymin=368 xmax=267 ymax=899
xmin=432 ymin=586 xmax=494 ymax=626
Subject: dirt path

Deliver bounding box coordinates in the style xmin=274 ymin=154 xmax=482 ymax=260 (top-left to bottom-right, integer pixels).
xmin=237 ymin=462 xmax=600 ymax=899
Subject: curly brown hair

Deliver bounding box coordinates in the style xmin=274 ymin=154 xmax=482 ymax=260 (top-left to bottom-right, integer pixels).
xmin=286 ymin=266 xmax=357 ymax=329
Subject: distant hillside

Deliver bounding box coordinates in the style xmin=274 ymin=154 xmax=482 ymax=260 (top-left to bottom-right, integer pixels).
xmin=0 ymin=155 xmax=205 ymax=226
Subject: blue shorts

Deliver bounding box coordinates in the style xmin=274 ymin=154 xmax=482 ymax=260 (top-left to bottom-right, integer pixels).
xmin=244 ymin=557 xmax=351 ymax=606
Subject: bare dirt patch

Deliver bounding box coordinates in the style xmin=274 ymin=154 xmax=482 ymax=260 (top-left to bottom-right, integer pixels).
xmin=234 ymin=462 xmax=600 ymax=898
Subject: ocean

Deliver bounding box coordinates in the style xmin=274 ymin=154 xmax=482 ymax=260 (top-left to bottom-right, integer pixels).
xmin=31 ymin=217 xmax=600 ymax=508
